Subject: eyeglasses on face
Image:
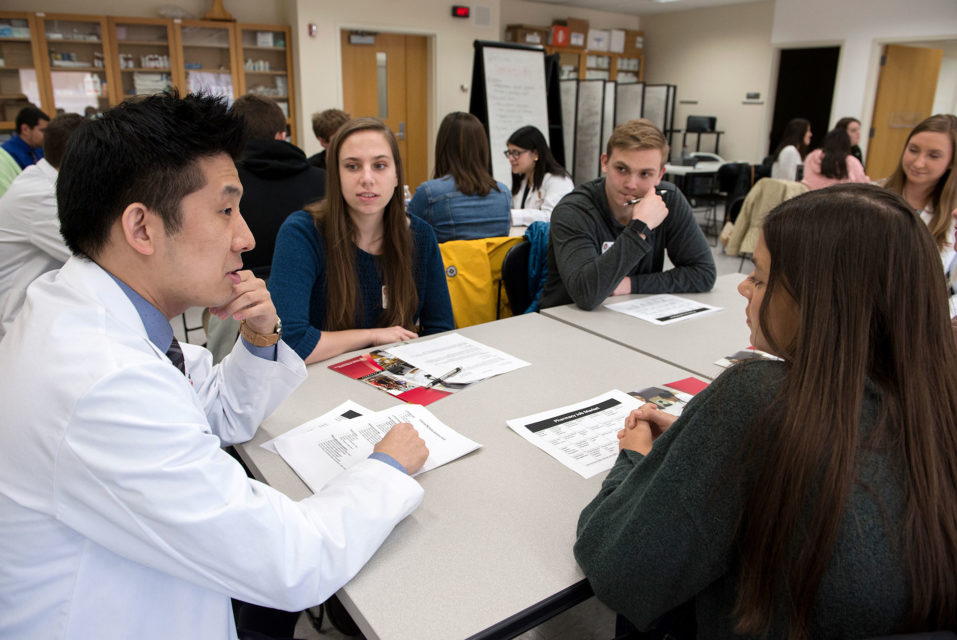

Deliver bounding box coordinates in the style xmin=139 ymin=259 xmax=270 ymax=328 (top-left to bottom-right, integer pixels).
xmin=503 ymin=149 xmax=530 ymax=159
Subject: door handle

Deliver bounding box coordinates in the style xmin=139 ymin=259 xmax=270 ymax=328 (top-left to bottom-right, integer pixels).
xmin=397 ymin=122 xmax=405 ymax=140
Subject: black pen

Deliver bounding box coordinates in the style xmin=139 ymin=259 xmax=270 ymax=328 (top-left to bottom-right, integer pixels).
xmin=426 ymin=366 xmax=462 ymax=388
xmin=627 ymin=188 xmax=670 ymax=206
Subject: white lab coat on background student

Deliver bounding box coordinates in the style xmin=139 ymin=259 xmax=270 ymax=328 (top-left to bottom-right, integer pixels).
xmin=0 ymin=256 xmax=424 ymax=640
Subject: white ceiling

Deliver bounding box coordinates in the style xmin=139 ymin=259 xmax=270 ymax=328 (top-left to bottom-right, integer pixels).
xmin=523 ymin=0 xmax=767 ymax=16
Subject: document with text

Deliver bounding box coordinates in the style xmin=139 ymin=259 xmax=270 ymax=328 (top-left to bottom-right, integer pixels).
xmin=274 ymin=404 xmax=481 ymax=493
xmin=507 ymin=390 xmax=643 ymax=479
xmin=386 ymin=333 xmax=530 ymax=384
xmin=605 ymin=294 xmax=721 ymax=325
xmin=261 ymin=400 xmax=370 ymax=454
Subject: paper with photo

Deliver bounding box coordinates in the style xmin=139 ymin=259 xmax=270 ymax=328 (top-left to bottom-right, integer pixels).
xmin=507 ymin=389 xmax=643 ymax=479
xmin=328 ymin=350 xmax=456 ymax=406
xmin=605 ymin=294 xmax=721 ymax=325
xmin=627 ymin=386 xmax=694 ymax=417
xmin=386 ymin=333 xmax=530 ymax=384
xmin=274 ymin=404 xmax=481 ymax=493
xmin=261 ymin=400 xmax=370 ymax=454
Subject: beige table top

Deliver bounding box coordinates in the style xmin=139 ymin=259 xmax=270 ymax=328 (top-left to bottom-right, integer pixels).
xmin=236 ymin=312 xmax=699 ymax=639
xmin=541 ymin=272 xmax=753 ymax=381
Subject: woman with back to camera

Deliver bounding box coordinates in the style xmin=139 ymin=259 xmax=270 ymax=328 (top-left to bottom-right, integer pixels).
xmin=575 ymin=183 xmax=957 ymax=638
xmin=771 ymin=117 xmax=812 ymax=181
xmin=877 ymin=113 xmax=957 ymax=271
xmin=407 ymin=111 xmax=511 ymax=242
xmin=800 ymin=127 xmax=869 ymax=190
xmin=505 ymin=125 xmax=574 ymax=226
xmin=268 ymin=117 xmax=453 ymax=364
xmin=835 ymin=116 xmax=864 ymax=164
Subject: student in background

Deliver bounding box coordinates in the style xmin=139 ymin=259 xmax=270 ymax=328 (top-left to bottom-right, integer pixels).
xmin=575 ymin=184 xmax=957 ymax=638
xmin=0 ymin=113 xmax=86 ymax=339
xmin=407 ymin=111 xmax=511 ymax=242
xmin=770 ymin=117 xmax=812 ymax=181
xmin=801 ymin=127 xmax=869 ymax=190
xmin=835 ymin=116 xmax=864 ymax=164
xmin=506 ymin=125 xmax=574 ymax=226
xmin=269 ymin=117 xmax=453 ymax=363
xmin=1 ymin=106 xmax=49 ymax=170
xmin=308 ymin=108 xmax=349 ymax=171
xmin=876 ymin=113 xmax=957 ymax=271
xmin=538 ymin=118 xmax=715 ymax=311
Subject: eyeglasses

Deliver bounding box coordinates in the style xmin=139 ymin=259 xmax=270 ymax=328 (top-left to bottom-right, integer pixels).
xmin=503 ymin=149 xmax=530 ymax=159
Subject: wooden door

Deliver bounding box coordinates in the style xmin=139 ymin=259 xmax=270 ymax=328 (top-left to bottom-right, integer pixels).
xmin=340 ymin=30 xmax=428 ymax=191
xmin=866 ymin=44 xmax=943 ymax=180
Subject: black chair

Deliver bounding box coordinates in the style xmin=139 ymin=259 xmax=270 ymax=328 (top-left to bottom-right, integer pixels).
xmin=500 ymin=240 xmax=532 ymax=316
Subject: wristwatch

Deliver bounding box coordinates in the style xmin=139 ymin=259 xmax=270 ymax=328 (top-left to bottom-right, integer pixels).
xmin=240 ymin=318 xmax=282 ymax=347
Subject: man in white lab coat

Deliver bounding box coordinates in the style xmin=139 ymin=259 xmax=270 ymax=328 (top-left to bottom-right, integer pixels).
xmin=0 ymin=92 xmax=429 ymax=640
xmin=0 ymin=112 xmax=86 ymax=340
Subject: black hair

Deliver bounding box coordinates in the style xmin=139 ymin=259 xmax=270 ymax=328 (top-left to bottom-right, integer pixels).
xmin=506 ymin=125 xmax=569 ymax=195
xmin=773 ymin=118 xmax=811 ymax=162
xmin=57 ymin=91 xmax=246 ymax=258
xmin=818 ymin=128 xmax=852 ymax=180
xmin=42 ymin=114 xmax=86 ymax=169
xmin=15 ymin=105 xmax=50 ymax=131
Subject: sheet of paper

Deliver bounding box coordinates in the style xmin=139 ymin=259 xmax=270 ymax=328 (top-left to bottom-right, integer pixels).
xmin=714 ymin=347 xmax=781 ymax=369
xmin=605 ymin=294 xmax=721 ymax=325
xmin=507 ymin=389 xmax=643 ymax=479
xmin=274 ymin=404 xmax=481 ymax=493
xmin=385 ymin=333 xmax=530 ymax=384
xmin=260 ymin=400 xmax=370 ymax=454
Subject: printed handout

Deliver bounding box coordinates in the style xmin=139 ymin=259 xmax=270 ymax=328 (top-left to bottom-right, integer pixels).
xmin=714 ymin=348 xmax=780 ymax=369
xmin=605 ymin=294 xmax=721 ymax=325
xmin=261 ymin=400 xmax=369 ymax=454
xmin=274 ymin=404 xmax=481 ymax=493
xmin=329 ymin=349 xmax=457 ymax=406
xmin=385 ymin=333 xmax=531 ymax=384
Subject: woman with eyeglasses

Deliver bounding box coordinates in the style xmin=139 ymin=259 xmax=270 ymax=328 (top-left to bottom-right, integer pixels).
xmin=506 ymin=125 xmax=574 ymax=227
xmin=407 ymin=112 xmax=511 ymax=243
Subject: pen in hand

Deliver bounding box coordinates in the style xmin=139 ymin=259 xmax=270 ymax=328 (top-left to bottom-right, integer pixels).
xmin=627 ymin=188 xmax=670 ymax=206
xmin=426 ymin=366 xmax=462 ymax=388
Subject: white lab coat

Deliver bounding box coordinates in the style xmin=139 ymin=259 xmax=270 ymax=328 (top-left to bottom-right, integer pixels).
xmin=0 ymin=158 xmax=70 ymax=339
xmin=510 ymin=172 xmax=575 ymax=226
xmin=0 ymin=256 xmax=424 ymax=639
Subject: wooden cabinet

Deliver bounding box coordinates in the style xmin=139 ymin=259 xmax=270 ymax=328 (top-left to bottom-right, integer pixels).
xmin=547 ymin=46 xmax=644 ymax=83
xmin=236 ymin=23 xmax=296 ymax=141
xmin=0 ymin=12 xmax=298 ymax=140
xmin=0 ymin=12 xmax=46 ymax=133
xmin=108 ymin=17 xmax=181 ymax=103
xmin=35 ymin=13 xmax=113 ymax=117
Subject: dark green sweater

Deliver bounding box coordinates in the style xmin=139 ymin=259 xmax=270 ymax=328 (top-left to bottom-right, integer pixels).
xmin=574 ymin=361 xmax=911 ymax=638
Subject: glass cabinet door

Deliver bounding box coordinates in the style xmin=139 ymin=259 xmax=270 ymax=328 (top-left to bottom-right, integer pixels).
xmin=177 ymin=21 xmax=236 ymax=104
xmin=237 ymin=24 xmax=294 ymax=139
xmin=0 ymin=12 xmax=46 ymax=132
xmin=109 ymin=18 xmax=179 ymax=102
xmin=38 ymin=15 xmax=111 ymax=117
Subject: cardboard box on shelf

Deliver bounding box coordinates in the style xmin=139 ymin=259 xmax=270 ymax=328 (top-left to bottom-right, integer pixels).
xmin=610 ymin=29 xmax=626 ymax=54
xmin=548 ymin=25 xmax=570 ymax=47
xmin=504 ymin=24 xmax=549 ymax=46
xmin=624 ymin=29 xmax=644 ymax=55
xmin=564 ymin=18 xmax=589 ymax=49
xmin=587 ymin=28 xmax=611 ymax=52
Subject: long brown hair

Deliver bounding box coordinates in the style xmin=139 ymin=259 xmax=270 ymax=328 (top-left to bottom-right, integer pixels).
xmin=433 ymin=111 xmax=499 ymax=197
xmin=734 ymin=184 xmax=957 ymax=637
xmin=883 ymin=113 xmax=957 ymax=249
xmin=307 ymin=117 xmax=417 ymax=331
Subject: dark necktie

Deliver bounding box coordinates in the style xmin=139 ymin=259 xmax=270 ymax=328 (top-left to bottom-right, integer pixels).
xmin=166 ymin=337 xmax=186 ymax=376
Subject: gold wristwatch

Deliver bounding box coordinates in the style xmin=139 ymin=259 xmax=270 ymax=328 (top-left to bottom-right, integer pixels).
xmin=239 ymin=318 xmax=282 ymax=347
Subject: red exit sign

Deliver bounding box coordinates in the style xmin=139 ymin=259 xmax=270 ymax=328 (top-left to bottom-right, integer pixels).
xmin=451 ymin=5 xmax=470 ymax=18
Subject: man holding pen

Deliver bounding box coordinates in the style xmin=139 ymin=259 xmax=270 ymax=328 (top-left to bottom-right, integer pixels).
xmin=538 ymin=119 xmax=716 ymax=310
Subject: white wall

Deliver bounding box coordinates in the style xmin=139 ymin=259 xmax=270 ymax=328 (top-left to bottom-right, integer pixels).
xmin=291 ymin=0 xmax=504 ymax=156
xmin=640 ymin=0 xmax=776 ymax=164
xmin=771 ymin=0 xmax=957 ymax=156
xmin=501 ymin=0 xmax=640 ymax=31
xmin=934 ymin=56 xmax=957 ymax=116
